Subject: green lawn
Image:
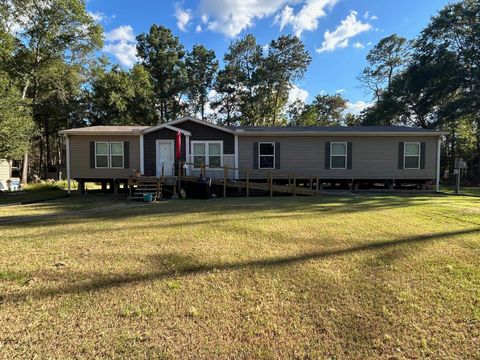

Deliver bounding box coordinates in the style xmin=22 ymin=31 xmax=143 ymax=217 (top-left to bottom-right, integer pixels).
xmin=0 ymin=194 xmax=479 ymax=359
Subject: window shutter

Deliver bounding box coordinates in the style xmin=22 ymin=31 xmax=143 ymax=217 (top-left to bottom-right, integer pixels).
xmin=124 ymin=141 xmax=129 ymax=168
xmin=325 ymin=142 xmax=331 ymax=169
xmin=420 ymin=142 xmax=426 ymax=169
xmin=347 ymin=142 xmax=353 ymax=169
xmin=253 ymin=142 xmax=258 ymax=169
xmin=90 ymin=141 xmax=95 ymax=168
xmin=398 ymin=142 xmax=404 ymax=169
xmin=275 ymin=142 xmax=280 ymax=169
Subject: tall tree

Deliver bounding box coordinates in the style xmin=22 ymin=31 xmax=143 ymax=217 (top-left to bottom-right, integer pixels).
xmin=0 ymin=71 xmax=34 ymax=159
xmin=262 ymin=35 xmax=311 ymax=125
xmin=222 ymin=34 xmax=263 ymax=126
xmin=89 ymin=62 xmax=156 ymax=126
xmin=185 ymin=45 xmax=218 ymax=120
xmin=415 ymin=0 xmax=480 ymax=179
xmin=359 ymin=34 xmax=410 ymax=102
xmin=288 ymin=94 xmax=348 ymax=126
xmin=0 ymin=0 xmax=102 ymax=181
xmin=210 ymin=65 xmax=241 ymax=126
xmin=136 ymin=25 xmax=187 ymax=123
xmin=310 ymin=94 xmax=348 ymax=126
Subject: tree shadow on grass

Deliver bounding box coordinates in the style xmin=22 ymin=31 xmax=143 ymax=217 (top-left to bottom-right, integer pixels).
xmin=0 ymin=194 xmax=442 ymax=228
xmin=3 ymin=226 xmax=478 ymax=304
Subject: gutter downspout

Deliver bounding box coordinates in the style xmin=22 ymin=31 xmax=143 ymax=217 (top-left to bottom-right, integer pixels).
xmin=66 ymin=135 xmax=71 ymax=195
xmin=140 ymin=134 xmax=144 ymax=174
xmin=436 ymin=136 xmax=441 ymax=193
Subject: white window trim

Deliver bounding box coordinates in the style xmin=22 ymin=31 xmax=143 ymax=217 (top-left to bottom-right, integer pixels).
xmin=191 ymin=141 xmax=224 ymax=170
xmin=95 ymin=141 xmax=109 ymax=169
xmin=109 ymin=142 xmax=124 ymax=169
xmin=258 ymin=142 xmax=275 ymax=170
xmin=330 ymin=142 xmax=347 ymax=170
xmin=404 ymin=141 xmax=420 ymax=170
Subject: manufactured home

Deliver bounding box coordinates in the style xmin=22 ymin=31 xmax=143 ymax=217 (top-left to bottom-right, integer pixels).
xmin=60 ymin=117 xmax=445 ymax=194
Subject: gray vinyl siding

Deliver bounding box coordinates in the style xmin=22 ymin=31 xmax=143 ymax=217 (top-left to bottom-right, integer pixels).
xmin=238 ymin=136 xmax=438 ymax=179
xmin=70 ymin=135 xmax=140 ymax=179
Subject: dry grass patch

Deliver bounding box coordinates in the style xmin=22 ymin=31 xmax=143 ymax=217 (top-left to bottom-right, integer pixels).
xmin=0 ymin=194 xmax=479 ymax=359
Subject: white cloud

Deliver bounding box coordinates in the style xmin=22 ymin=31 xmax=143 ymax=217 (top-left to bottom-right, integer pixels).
xmin=88 ymin=11 xmax=105 ymax=22
xmin=200 ymin=0 xmax=291 ymax=37
xmin=191 ymin=0 xmax=338 ymax=38
xmin=363 ymin=11 xmax=378 ymax=20
xmin=88 ymin=11 xmax=115 ymax=23
xmin=288 ymin=85 xmax=309 ymax=106
xmin=316 ymin=11 xmax=372 ymax=53
xmin=346 ymin=100 xmax=372 ymax=115
xmin=103 ymin=25 xmax=138 ymax=68
xmin=196 ymin=24 xmax=203 ymax=33
xmin=353 ymin=41 xmax=365 ymax=49
xmin=336 ymin=88 xmax=346 ymax=93
xmin=175 ymin=7 xmax=192 ymax=32
xmin=104 ymin=25 xmax=135 ymax=42
xmin=275 ymin=0 xmax=339 ymax=36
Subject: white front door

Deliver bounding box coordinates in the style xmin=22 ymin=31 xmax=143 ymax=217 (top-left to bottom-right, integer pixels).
xmin=156 ymin=140 xmax=174 ymax=176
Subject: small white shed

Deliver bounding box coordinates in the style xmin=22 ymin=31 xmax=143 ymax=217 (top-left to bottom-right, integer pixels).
xmin=0 ymin=159 xmax=12 ymax=191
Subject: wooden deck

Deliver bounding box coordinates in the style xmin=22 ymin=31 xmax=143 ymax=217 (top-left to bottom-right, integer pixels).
xmin=128 ymin=162 xmax=322 ymax=200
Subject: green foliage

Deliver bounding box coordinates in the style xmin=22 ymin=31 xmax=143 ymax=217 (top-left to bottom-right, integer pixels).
xmin=359 ymin=34 xmax=411 ymax=101
xmin=89 ymin=63 xmax=157 ymax=126
xmin=361 ymin=0 xmax=480 ymax=180
xmin=185 ymin=45 xmax=218 ymax=120
xmin=261 ymin=35 xmax=311 ymax=125
xmin=136 ymin=25 xmax=187 ymax=122
xmin=1 ymin=0 xmax=103 ymax=179
xmin=0 ymin=72 xmax=34 ymax=159
xmin=210 ymin=65 xmax=242 ymax=126
xmin=289 ymin=94 xmax=348 ymax=126
xmin=24 ymin=181 xmax=64 ymax=192
xmin=214 ymin=34 xmax=310 ymax=126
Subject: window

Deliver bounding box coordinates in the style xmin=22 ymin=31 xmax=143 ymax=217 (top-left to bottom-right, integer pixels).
xmin=209 ymin=143 xmax=221 ymax=167
xmin=193 ymin=143 xmax=206 ymax=168
xmin=192 ymin=141 xmax=223 ymax=168
xmin=330 ymin=142 xmax=347 ymax=169
xmin=404 ymin=142 xmax=420 ymax=169
xmin=259 ymin=142 xmax=275 ymax=169
xmin=110 ymin=142 xmax=124 ymax=168
xmin=95 ymin=142 xmax=109 ymax=168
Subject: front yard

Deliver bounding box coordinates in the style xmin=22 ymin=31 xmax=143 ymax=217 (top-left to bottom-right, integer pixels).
xmin=0 ymin=194 xmax=479 ymax=358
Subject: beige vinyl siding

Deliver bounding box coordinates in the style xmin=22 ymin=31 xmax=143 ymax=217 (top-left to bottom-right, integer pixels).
xmin=238 ymin=136 xmax=438 ymax=179
xmin=0 ymin=159 xmax=11 ymax=190
xmin=69 ymin=135 xmax=140 ymax=179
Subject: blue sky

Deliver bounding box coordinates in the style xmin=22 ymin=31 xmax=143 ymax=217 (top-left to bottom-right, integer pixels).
xmin=87 ymin=0 xmax=451 ymax=113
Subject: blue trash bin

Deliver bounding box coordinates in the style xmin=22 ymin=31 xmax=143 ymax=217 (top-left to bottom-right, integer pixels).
xmin=143 ymin=193 xmax=153 ymax=202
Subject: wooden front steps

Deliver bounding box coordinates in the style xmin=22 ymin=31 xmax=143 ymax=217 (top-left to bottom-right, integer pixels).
xmin=128 ymin=176 xmax=172 ymax=200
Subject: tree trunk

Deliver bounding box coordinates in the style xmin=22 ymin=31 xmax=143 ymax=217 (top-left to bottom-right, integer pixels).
xmin=20 ymin=80 xmax=30 ymax=184
xmin=21 ymin=153 xmax=28 ymax=184
xmin=44 ymin=116 xmax=50 ymax=179
xmin=476 ymin=117 xmax=480 ymax=182
xmin=450 ymin=128 xmax=456 ymax=176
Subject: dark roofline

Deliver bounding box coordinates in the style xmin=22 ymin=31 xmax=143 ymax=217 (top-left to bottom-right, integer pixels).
xmin=59 ymin=120 xmax=447 ymax=137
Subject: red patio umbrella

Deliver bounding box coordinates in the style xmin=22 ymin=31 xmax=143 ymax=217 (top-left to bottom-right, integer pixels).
xmin=175 ymin=131 xmax=182 ymax=159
